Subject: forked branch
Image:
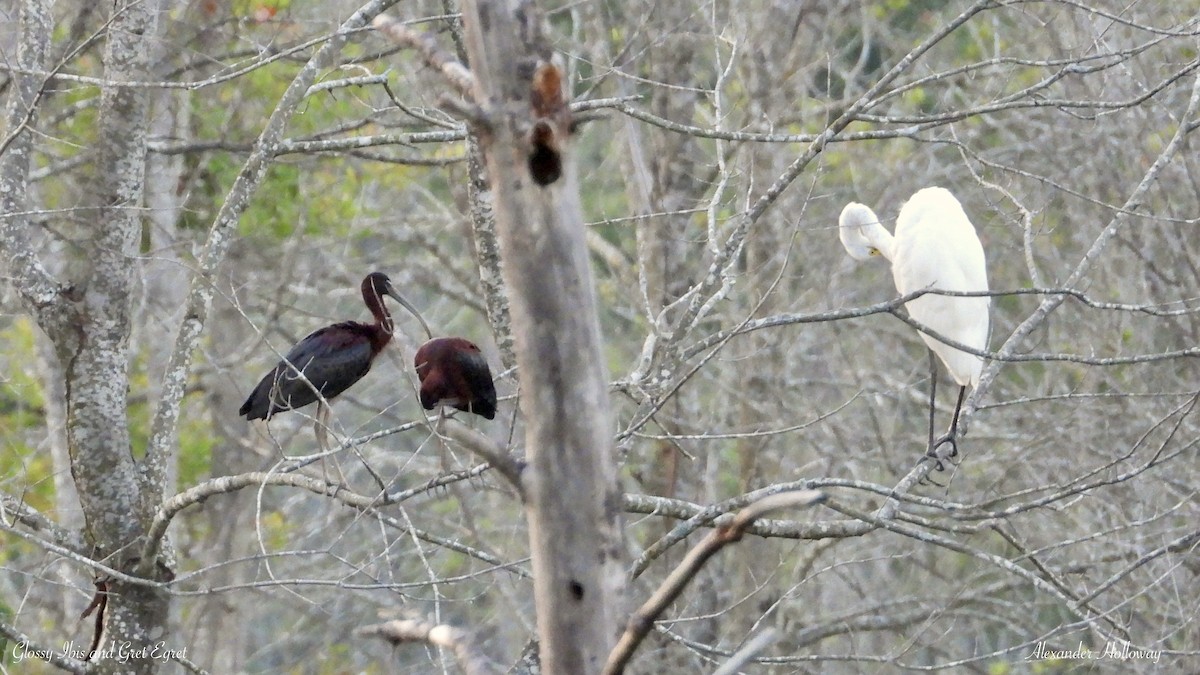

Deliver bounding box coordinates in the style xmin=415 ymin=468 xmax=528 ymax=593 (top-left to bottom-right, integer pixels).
xmin=373 ymin=8 xmax=572 ymax=185
xmin=438 ymin=416 xmax=524 ymax=493
xmin=603 ymin=490 xmax=826 ymax=675
xmin=371 ymin=14 xmax=477 ymax=99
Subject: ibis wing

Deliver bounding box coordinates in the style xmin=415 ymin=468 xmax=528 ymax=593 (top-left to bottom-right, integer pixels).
xmin=455 ymin=348 xmax=497 ymax=419
xmin=241 ymin=325 xmax=373 ymax=419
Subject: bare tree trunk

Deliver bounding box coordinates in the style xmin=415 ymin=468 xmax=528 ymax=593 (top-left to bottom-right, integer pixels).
xmin=66 ymin=2 xmax=171 ymax=670
xmin=458 ymin=2 xmax=624 ymax=672
xmin=2 ymin=0 xmax=170 ymax=671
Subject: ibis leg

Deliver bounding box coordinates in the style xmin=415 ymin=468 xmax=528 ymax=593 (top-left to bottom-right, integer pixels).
xmin=314 ymin=402 xmax=347 ymax=487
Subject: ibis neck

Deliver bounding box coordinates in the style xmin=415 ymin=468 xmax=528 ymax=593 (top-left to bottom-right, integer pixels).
xmin=363 ymin=285 xmax=394 ymax=336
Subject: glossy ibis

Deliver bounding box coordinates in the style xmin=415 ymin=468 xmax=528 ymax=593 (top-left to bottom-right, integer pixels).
xmin=239 ymin=272 xmax=432 ymax=453
xmin=414 ymin=337 xmax=497 ymax=420
xmin=839 ymin=187 xmax=990 ymax=469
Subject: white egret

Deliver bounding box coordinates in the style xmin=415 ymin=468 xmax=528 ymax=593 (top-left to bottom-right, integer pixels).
xmin=839 ymin=186 xmax=990 ymax=467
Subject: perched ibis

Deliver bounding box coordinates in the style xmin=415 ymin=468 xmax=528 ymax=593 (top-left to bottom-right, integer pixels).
xmin=414 ymin=337 xmax=497 ymax=420
xmin=239 ymin=272 xmax=432 ymax=445
xmin=839 ymin=187 xmax=990 ymax=469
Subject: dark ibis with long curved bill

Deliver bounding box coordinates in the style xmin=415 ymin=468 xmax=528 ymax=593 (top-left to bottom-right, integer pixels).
xmin=239 ymin=272 xmax=432 ymax=461
xmin=414 ymin=337 xmax=497 ymax=420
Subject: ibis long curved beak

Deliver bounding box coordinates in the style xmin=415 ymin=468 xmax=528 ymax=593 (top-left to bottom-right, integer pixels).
xmin=383 ymin=281 xmax=434 ymax=340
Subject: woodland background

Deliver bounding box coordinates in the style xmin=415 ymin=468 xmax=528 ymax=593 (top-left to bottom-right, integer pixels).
xmin=2 ymin=0 xmax=1200 ymax=673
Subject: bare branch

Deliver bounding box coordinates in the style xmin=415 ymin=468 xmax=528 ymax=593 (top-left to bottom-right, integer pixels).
xmin=671 ymin=0 xmax=999 ymax=345
xmin=138 ymin=0 xmax=405 ymax=567
xmin=0 ymin=0 xmax=75 ymax=341
xmin=466 ymin=133 xmax=517 ymax=368
xmin=0 ymin=493 xmax=87 ymax=554
xmin=711 ymin=628 xmax=777 ymax=675
xmin=969 ymin=68 xmax=1200 ymax=423
xmin=824 ymin=499 xmax=1136 ymax=643
xmin=0 ymin=619 xmax=89 ymax=674
xmin=304 ymin=73 xmax=389 ymax=97
xmin=604 ymin=490 xmax=826 ymax=675
xmin=438 ymin=417 xmax=524 ymax=492
xmin=372 ymin=14 xmax=478 ymax=100
xmin=140 ymin=468 xmax=525 ymax=576
xmin=357 ymin=617 xmax=498 ymax=675
xmin=373 ymin=12 xmax=516 ymax=365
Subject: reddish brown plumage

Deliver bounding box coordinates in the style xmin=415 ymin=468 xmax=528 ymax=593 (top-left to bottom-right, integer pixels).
xmin=414 ymin=337 xmax=497 ymax=420
xmin=239 ymin=272 xmax=428 ymax=421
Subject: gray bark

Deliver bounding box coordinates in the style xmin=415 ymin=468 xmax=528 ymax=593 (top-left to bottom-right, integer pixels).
xmin=2 ymin=0 xmax=172 ymax=670
xmin=459 ymin=1 xmax=625 ymax=672
xmin=67 ymin=1 xmax=170 ymax=670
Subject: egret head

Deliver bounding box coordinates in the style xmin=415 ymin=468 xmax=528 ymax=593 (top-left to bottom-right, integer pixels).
xmin=839 ymin=202 xmax=892 ymax=261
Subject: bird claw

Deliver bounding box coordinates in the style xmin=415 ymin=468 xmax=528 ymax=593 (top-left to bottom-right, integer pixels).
xmin=935 ymin=433 xmax=960 ymax=459
xmin=918 ymin=469 xmax=947 ymax=488
xmin=925 ymin=433 xmax=959 ymax=471
xmin=917 ymin=436 xmax=957 ymax=487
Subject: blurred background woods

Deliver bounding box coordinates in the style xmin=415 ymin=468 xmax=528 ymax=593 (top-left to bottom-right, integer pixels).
xmin=2 ymin=0 xmax=1199 ymax=673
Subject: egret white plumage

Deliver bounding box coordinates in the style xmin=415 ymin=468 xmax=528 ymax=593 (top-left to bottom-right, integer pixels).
xmin=839 ymin=186 xmax=990 ymax=468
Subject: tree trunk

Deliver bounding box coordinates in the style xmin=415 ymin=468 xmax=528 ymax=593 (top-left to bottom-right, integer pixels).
xmin=458 ymin=2 xmax=624 ymax=672
xmin=1 ymin=0 xmax=171 ymax=671
xmin=66 ymin=2 xmax=171 ymax=671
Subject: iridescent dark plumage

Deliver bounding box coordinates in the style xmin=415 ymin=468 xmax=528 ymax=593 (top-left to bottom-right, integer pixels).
xmin=239 ymin=272 xmax=429 ymax=421
xmin=414 ymin=337 xmax=497 ymax=420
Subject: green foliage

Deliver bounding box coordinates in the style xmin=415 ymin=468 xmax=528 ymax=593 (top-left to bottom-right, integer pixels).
xmin=242 ymin=164 xmax=303 ymax=239
xmin=180 ymin=61 xmax=445 ymax=241
xmin=0 ymin=599 xmax=10 ymax=665
xmin=177 ymin=397 xmax=215 ymax=487
xmin=875 ymin=0 xmax=954 ymax=32
xmin=0 ymin=319 xmax=54 ymax=513
xmin=902 ymin=86 xmax=932 ymax=113
xmin=259 ymin=510 xmax=292 ymax=550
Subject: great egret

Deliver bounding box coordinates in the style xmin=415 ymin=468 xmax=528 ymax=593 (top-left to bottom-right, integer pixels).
xmin=839 ymin=187 xmax=990 ymax=467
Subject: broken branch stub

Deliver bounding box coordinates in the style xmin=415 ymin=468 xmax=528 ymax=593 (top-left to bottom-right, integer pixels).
xmin=372 ymin=11 xmax=572 ymax=186
xmin=527 ymin=57 xmax=571 ymax=185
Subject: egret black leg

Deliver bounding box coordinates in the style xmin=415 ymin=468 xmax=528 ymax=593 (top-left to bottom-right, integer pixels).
xmin=926 ymin=350 xmax=939 ymax=455
xmin=920 ymin=350 xmax=947 ymax=476
xmin=929 ymin=385 xmax=967 ymax=466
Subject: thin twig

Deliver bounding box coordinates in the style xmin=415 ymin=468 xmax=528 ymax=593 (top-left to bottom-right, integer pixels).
xmin=438 ymin=417 xmax=524 ymax=494
xmin=712 ymin=628 xmax=778 ymax=675
xmin=0 ymin=619 xmax=88 ymax=673
xmin=372 ymin=14 xmax=477 ymax=99
xmin=603 ymin=490 xmax=826 ymax=675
